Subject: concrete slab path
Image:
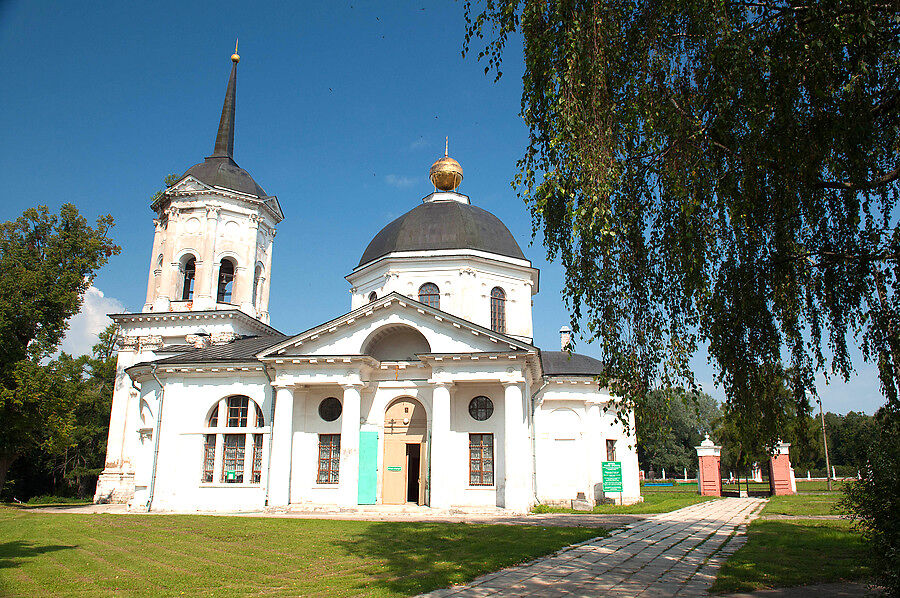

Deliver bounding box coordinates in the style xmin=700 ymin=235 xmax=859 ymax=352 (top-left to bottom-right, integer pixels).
xmin=416 ymin=497 xmax=767 ymax=598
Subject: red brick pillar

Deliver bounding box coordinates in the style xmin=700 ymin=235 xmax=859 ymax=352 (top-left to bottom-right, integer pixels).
xmin=695 ymin=435 xmax=722 ymax=497
xmin=770 ymin=441 xmax=796 ymax=495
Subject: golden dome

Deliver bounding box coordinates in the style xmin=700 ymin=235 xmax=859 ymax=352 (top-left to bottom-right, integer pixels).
xmin=429 ymin=137 xmax=463 ymax=191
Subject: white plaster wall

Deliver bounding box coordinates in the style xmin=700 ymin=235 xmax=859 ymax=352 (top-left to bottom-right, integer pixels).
xmin=347 ymin=253 xmax=538 ymax=341
xmin=133 ymin=373 xmax=272 ymax=512
xmin=534 ymin=382 xmax=641 ymax=504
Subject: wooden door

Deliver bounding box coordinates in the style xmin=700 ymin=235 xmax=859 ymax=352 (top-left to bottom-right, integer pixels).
xmin=383 ymin=438 xmax=407 ymax=505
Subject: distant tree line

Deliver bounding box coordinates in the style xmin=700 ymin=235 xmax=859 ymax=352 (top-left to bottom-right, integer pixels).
xmin=636 ymin=390 xmax=878 ymax=478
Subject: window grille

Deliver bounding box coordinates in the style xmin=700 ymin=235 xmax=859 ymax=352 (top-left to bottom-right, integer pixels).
xmin=222 ymin=434 xmax=245 ymax=483
xmin=251 ymin=434 xmax=263 ymax=483
xmin=468 ymin=396 xmax=494 ymax=421
xmin=418 ymin=282 xmax=440 ymax=309
xmin=606 ymin=439 xmax=617 ymax=462
xmin=227 ymin=396 xmax=249 ymax=427
xmin=181 ymin=257 xmax=196 ymax=301
xmin=469 ymin=433 xmax=494 ymax=486
xmin=202 ymin=434 xmax=216 ymax=483
xmin=490 ymin=287 xmax=506 ymax=333
xmin=317 ymin=434 xmax=341 ymax=484
xmin=202 ymin=395 xmax=266 ymax=485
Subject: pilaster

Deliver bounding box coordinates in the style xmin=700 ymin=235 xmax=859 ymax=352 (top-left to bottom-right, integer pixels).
xmin=268 ymin=385 xmax=295 ymax=506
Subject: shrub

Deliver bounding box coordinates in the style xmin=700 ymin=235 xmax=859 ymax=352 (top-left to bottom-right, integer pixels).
xmin=840 ymin=407 xmax=900 ymax=596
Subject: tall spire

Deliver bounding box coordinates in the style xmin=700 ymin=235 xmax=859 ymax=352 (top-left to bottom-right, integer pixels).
xmin=211 ymin=41 xmax=240 ymax=158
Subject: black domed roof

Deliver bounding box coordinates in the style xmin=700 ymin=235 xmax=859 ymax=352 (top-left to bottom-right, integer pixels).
xmin=182 ymin=156 xmax=267 ymax=198
xmin=358 ymin=200 xmax=526 ymax=267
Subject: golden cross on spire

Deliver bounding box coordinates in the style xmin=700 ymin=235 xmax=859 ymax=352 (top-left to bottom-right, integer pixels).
xmin=231 ymin=39 xmax=240 ymax=63
xmin=445 ymin=136 xmax=449 ymax=157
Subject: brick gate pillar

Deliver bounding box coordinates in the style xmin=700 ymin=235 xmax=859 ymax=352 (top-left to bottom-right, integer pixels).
xmin=695 ymin=435 xmax=722 ymax=497
xmin=769 ymin=441 xmax=796 ymax=495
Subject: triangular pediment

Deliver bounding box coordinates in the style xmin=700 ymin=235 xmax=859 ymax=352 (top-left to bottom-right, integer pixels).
xmin=169 ymin=176 xmax=211 ymax=193
xmin=258 ymin=292 xmax=535 ymax=360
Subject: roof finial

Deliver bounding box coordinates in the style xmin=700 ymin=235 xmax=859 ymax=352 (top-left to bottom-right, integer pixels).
xmin=429 ymin=137 xmax=463 ymax=191
xmin=232 ymin=39 xmax=240 ymax=63
xmin=212 ymin=48 xmax=238 ymax=158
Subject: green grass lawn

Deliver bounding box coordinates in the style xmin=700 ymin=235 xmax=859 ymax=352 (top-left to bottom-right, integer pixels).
xmin=762 ymin=493 xmax=842 ymax=516
xmin=0 ymin=508 xmax=605 ymax=597
xmin=532 ymin=483 xmax=717 ymax=515
xmin=711 ymin=519 xmax=870 ymax=594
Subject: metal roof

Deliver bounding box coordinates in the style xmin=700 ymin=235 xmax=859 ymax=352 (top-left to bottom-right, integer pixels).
xmin=181 ymin=156 xmax=268 ymax=198
xmin=150 ymin=334 xmax=286 ymax=365
xmin=358 ymin=201 xmax=526 ymax=267
xmin=539 ymin=350 xmax=605 ymax=376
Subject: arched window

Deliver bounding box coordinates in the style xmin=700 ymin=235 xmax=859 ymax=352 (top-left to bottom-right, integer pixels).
xmin=490 ymin=287 xmax=506 ymax=333
xmin=368 ymin=291 xmax=378 ymax=303
xmin=252 ymin=264 xmax=263 ymax=308
xmin=180 ymin=257 xmax=196 ymax=301
xmin=418 ymin=282 xmax=440 ymax=309
xmin=202 ymin=395 xmax=267 ymax=484
xmin=217 ymin=259 xmax=235 ymax=303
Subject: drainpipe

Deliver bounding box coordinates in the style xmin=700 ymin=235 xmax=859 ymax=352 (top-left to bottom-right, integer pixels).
xmin=530 ymin=377 xmax=549 ymax=505
xmin=262 ymin=365 xmax=276 ymax=507
xmin=146 ymin=364 xmax=165 ymax=512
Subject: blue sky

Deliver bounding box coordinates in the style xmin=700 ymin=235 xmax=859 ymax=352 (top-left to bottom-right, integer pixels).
xmin=0 ymin=0 xmax=884 ymax=414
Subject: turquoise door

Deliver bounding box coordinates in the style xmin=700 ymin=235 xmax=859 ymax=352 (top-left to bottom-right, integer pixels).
xmin=358 ymin=430 xmax=378 ymax=504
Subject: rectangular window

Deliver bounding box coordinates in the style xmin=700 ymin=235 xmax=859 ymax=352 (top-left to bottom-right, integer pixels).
xmin=227 ymin=397 xmax=249 ymax=427
xmin=317 ymin=434 xmax=340 ymax=484
xmin=251 ymin=434 xmax=263 ymax=484
xmin=202 ymin=434 xmax=216 ymax=483
xmin=606 ymin=439 xmax=617 ymax=462
xmin=469 ymin=433 xmax=494 ymax=486
xmin=222 ymin=434 xmax=245 ymax=483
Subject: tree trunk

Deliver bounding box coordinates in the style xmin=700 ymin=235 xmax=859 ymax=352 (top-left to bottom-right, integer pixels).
xmin=0 ymin=453 xmax=18 ymax=496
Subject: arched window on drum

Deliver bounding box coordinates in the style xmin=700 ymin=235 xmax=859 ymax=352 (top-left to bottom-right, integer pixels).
xmin=418 ymin=282 xmax=440 ymax=309
xmin=490 ymin=287 xmax=506 ymax=333
xmin=202 ymin=395 xmax=267 ymax=484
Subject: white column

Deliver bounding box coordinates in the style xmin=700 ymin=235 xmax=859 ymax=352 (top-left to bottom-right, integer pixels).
xmin=503 ymin=381 xmax=531 ymax=511
xmin=430 ymin=382 xmax=452 ymax=509
xmin=268 ymin=385 xmax=294 ymax=506
xmin=339 ymin=383 xmax=362 ymax=506
xmin=586 ymin=402 xmax=602 ymax=504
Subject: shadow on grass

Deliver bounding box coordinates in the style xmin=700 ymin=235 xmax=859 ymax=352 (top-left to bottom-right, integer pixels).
xmin=0 ymin=540 xmax=75 ymax=569
xmin=335 ymin=521 xmax=604 ymax=596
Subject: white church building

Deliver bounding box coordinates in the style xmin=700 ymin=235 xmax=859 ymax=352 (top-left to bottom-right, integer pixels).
xmin=94 ymin=51 xmax=641 ymax=513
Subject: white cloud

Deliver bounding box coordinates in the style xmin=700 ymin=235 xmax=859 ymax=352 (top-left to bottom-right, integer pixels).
xmin=60 ymin=286 xmax=125 ymax=356
xmin=408 ymin=138 xmax=429 ymax=151
xmin=384 ymin=174 xmax=418 ymax=188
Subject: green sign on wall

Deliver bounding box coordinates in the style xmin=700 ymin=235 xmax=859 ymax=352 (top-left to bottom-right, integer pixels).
xmin=602 ymin=461 xmax=623 ymax=492
xmin=387 ymin=466 xmax=402 ymax=472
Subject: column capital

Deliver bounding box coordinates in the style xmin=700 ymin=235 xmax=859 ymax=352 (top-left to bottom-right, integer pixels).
xmin=501 ymin=379 xmax=525 ymax=389
xmin=340 ymin=382 xmax=365 ymax=391
xmin=428 ymin=380 xmax=454 ymax=389
xmin=272 ymin=382 xmax=294 ymax=391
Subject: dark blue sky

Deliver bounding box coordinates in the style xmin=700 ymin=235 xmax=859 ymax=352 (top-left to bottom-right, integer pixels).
xmin=0 ymin=0 xmax=883 ymax=414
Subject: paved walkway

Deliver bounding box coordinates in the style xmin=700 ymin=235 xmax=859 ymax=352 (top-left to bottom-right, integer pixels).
xmin=417 ymin=497 xmax=767 ymax=598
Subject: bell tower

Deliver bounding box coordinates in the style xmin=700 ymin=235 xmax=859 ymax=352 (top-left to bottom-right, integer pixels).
xmin=142 ymin=44 xmax=284 ymax=324
xmin=94 ymin=46 xmax=284 ymax=505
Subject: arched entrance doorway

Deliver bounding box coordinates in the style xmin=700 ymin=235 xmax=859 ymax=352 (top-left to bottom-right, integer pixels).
xmin=383 ymin=397 xmax=427 ymax=505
